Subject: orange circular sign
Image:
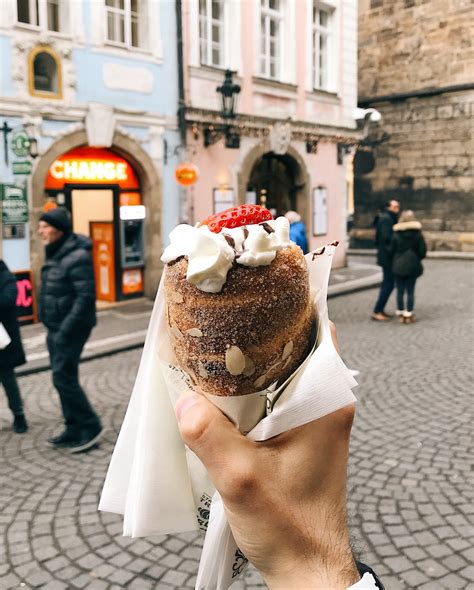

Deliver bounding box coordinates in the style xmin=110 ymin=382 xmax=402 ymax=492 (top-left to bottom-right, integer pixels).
xmin=175 ymin=163 xmax=199 ymax=186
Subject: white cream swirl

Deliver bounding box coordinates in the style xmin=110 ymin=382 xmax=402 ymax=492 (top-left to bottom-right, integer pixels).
xmin=160 ymin=216 xmax=292 ymax=293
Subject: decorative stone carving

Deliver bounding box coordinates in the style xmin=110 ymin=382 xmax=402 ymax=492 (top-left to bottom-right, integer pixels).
xmin=86 ymin=103 xmax=115 ymax=147
xmin=268 ymin=121 xmax=292 ymax=155
xmin=11 ymin=33 xmax=77 ymax=103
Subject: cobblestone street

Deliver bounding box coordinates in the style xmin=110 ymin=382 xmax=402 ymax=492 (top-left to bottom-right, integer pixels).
xmin=1 ymin=259 xmax=472 ymax=589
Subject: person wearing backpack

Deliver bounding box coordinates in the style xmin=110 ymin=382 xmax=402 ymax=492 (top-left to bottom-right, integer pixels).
xmin=391 ymin=210 xmax=427 ymax=324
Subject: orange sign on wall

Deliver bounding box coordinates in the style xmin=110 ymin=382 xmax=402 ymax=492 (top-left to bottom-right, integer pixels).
xmin=122 ymin=269 xmax=143 ymax=295
xmin=91 ymin=222 xmax=116 ymax=302
xmin=175 ymin=162 xmax=199 ymax=186
xmin=45 ymin=147 xmax=140 ymax=190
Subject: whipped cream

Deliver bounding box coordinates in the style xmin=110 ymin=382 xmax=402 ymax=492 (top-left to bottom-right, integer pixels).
xmin=161 ymin=216 xmax=292 ymax=293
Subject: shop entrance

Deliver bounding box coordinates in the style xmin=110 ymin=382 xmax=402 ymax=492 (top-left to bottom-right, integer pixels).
xmin=43 ymin=147 xmax=145 ymax=303
xmin=247 ymin=153 xmax=300 ymax=217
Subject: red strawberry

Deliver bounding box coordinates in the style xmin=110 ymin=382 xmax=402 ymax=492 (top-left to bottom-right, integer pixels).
xmin=201 ymin=205 xmax=273 ymax=233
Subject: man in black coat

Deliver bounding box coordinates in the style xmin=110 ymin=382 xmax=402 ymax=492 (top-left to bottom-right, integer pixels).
xmin=372 ymin=199 xmax=400 ymax=321
xmin=0 ymin=260 xmax=28 ymax=433
xmin=38 ymin=207 xmax=103 ymax=453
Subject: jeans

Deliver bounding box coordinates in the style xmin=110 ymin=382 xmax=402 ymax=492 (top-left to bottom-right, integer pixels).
xmin=395 ymin=276 xmax=417 ymax=312
xmin=373 ymin=266 xmax=395 ymax=313
xmin=46 ymin=328 xmax=101 ymax=435
xmin=0 ymin=368 xmax=24 ymax=416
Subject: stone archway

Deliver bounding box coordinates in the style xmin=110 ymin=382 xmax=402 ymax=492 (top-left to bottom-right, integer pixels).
xmin=30 ymin=128 xmax=162 ymax=298
xmin=237 ymin=143 xmax=310 ymax=226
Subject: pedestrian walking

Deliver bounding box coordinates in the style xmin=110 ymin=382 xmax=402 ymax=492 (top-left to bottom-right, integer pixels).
xmin=391 ymin=210 xmax=427 ymax=324
xmin=371 ymin=199 xmax=400 ymax=321
xmin=0 ymin=260 xmax=28 ymax=433
xmin=38 ymin=207 xmax=103 ymax=453
xmin=285 ymin=210 xmax=309 ymax=254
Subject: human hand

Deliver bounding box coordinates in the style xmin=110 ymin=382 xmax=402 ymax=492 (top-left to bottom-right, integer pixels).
xmin=175 ymin=394 xmax=359 ymax=589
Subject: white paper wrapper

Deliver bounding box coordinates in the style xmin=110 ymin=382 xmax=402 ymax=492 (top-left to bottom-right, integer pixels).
xmin=99 ymin=245 xmax=358 ymax=590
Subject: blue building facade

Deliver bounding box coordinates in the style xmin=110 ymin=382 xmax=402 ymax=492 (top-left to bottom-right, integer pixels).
xmin=0 ymin=0 xmax=182 ymax=306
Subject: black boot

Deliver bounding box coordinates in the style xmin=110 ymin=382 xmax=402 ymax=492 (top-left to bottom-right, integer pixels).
xmin=47 ymin=429 xmax=78 ymax=447
xmin=13 ymin=414 xmax=28 ymax=434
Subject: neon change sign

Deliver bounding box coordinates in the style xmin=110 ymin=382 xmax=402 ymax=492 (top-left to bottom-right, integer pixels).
xmin=50 ymin=160 xmax=128 ymax=182
xmin=44 ymin=147 xmax=140 ymax=190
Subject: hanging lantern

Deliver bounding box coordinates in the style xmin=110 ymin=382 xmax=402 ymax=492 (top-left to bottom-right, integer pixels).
xmin=175 ymin=162 xmax=199 ymax=186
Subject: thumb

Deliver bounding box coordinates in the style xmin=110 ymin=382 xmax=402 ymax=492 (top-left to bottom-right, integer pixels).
xmin=175 ymin=391 xmax=254 ymax=491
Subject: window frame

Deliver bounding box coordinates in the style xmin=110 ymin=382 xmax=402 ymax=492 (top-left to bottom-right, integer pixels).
xmin=104 ymin=0 xmax=147 ymax=51
xmin=16 ymin=0 xmax=70 ymax=35
xmin=259 ymin=0 xmax=284 ymax=81
xmin=198 ymin=0 xmax=225 ymax=68
xmin=311 ymin=1 xmax=336 ymax=92
xmin=28 ymin=45 xmax=63 ymax=100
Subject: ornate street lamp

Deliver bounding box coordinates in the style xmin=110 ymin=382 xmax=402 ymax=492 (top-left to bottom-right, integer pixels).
xmin=217 ymin=69 xmax=240 ymax=119
xmin=204 ymin=70 xmax=241 ymax=149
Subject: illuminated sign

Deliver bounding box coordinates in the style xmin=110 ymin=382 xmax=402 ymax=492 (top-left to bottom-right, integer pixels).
xmin=50 ymin=160 xmax=128 ymax=182
xmin=44 ymin=147 xmax=140 ymax=190
xmin=120 ymin=205 xmax=146 ymax=220
xmin=175 ymin=162 xmax=199 ymax=186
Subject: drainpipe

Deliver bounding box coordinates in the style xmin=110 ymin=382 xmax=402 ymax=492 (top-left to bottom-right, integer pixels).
xmin=176 ymin=0 xmax=186 ymax=146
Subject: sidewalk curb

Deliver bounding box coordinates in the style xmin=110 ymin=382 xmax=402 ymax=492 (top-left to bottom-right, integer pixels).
xmin=349 ymin=248 xmax=474 ymax=260
xmin=17 ymin=272 xmax=382 ymax=377
xmin=16 ymin=341 xmax=145 ymax=378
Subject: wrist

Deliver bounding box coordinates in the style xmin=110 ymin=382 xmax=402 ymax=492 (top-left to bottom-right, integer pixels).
xmin=265 ymin=545 xmax=360 ymax=590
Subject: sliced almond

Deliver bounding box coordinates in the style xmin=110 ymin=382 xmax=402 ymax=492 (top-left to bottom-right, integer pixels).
xmin=282 ymin=341 xmax=294 ymax=361
xmin=283 ymin=355 xmax=293 ymax=369
xmin=225 ymin=345 xmax=246 ymax=376
xmin=198 ymin=362 xmax=209 ymax=379
xmin=266 ymin=360 xmax=282 ymax=376
xmin=186 ymin=328 xmax=203 ymax=337
xmin=243 ymin=355 xmax=256 ymax=377
xmin=253 ymin=375 xmax=266 ymax=389
xmin=170 ymin=291 xmax=184 ymax=304
xmin=170 ymin=323 xmax=183 ymax=339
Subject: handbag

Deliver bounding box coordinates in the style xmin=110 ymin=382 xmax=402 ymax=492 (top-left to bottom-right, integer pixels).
xmin=0 ymin=322 xmax=12 ymax=350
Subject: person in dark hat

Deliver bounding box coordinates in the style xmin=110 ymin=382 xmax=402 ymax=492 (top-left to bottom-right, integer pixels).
xmin=0 ymin=259 xmax=28 ymax=433
xmin=38 ymin=206 xmax=103 ymax=453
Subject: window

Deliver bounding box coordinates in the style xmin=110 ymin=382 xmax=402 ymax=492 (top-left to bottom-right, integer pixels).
xmin=17 ymin=0 xmax=68 ymax=33
xmin=105 ymin=0 xmax=147 ymax=49
xmin=259 ymin=0 xmax=283 ymax=80
xmin=312 ymin=3 xmax=333 ymax=91
xmin=29 ymin=46 xmax=62 ymax=98
xmin=199 ymin=0 xmax=224 ymax=67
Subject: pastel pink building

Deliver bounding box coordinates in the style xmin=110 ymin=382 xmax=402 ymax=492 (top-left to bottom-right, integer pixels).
xmin=180 ymin=0 xmax=360 ymax=267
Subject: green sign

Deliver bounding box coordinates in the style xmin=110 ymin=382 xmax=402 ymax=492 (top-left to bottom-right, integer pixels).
xmin=1 ymin=184 xmax=28 ymax=225
xmin=11 ymin=130 xmax=31 ymax=157
xmin=12 ymin=161 xmax=32 ymax=175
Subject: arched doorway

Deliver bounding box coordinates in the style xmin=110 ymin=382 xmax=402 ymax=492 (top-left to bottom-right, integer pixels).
xmin=43 ymin=146 xmax=144 ymax=302
xmin=31 ymin=129 xmax=162 ymax=300
xmin=247 ymin=153 xmax=298 ymax=217
xmin=238 ymin=144 xmax=310 ymax=226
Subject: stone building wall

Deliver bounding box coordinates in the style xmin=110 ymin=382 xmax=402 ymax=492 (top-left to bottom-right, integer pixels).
xmin=353 ymin=0 xmax=474 ymax=251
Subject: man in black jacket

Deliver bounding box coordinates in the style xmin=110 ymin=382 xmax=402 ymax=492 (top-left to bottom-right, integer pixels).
xmin=38 ymin=207 xmax=103 ymax=453
xmin=372 ymin=200 xmax=400 ymax=321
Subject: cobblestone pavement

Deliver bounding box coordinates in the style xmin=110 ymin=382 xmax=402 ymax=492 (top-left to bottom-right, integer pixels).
xmin=0 ymin=259 xmax=472 ymax=589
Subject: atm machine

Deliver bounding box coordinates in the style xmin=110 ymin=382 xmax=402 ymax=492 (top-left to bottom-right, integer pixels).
xmin=118 ymin=205 xmax=146 ymax=298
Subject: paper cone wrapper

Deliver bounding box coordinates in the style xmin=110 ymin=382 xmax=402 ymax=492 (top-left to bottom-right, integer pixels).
xmin=99 ymin=245 xmax=358 ymax=589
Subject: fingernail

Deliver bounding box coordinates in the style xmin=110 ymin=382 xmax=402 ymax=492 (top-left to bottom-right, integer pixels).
xmin=175 ymin=392 xmax=201 ymax=422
